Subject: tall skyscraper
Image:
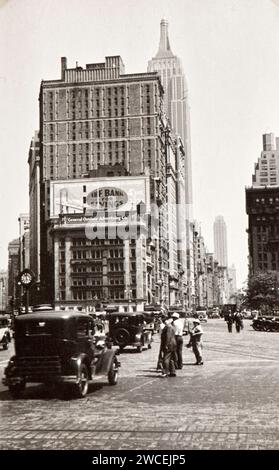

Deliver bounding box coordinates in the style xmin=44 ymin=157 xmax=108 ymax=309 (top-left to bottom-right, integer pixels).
xmin=213 ymin=216 xmax=228 ymax=268
xmin=148 ymin=19 xmax=194 ymax=309
xmin=147 ymin=18 xmax=192 ymax=207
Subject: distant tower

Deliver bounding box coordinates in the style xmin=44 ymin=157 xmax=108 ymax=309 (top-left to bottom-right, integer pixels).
xmin=148 ymin=18 xmax=193 ymax=209
xmin=252 ymin=133 xmax=279 ymax=187
xmin=214 ymin=216 xmax=228 ymax=268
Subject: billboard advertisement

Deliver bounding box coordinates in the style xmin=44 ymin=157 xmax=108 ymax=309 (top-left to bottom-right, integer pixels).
xmin=49 ymin=175 xmax=150 ymax=217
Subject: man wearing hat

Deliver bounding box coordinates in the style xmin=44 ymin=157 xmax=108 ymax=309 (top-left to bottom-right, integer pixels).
xmin=156 ymin=314 xmax=168 ymax=371
xmin=172 ymin=312 xmax=184 ymax=369
xmin=160 ymin=315 xmax=177 ymax=377
xmin=189 ymin=319 xmax=204 ymax=365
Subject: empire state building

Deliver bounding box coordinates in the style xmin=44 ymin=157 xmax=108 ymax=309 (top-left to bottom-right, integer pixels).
xmin=147 ymin=18 xmax=193 ymax=209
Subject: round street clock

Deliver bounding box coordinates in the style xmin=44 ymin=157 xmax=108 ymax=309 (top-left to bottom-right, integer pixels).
xmin=19 ymin=269 xmax=35 ymax=288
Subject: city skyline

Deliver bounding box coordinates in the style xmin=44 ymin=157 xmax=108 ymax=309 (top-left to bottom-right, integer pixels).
xmin=2 ymin=0 xmax=279 ymax=288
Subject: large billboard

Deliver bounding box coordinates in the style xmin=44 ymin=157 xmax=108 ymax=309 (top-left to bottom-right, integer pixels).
xmin=50 ymin=176 xmax=150 ymax=217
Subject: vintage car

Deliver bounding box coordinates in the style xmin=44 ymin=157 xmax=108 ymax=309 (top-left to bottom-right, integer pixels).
xmin=251 ymin=316 xmax=279 ymax=332
xmin=88 ymin=311 xmax=107 ymax=333
xmin=142 ymin=311 xmax=160 ymax=334
xmin=0 ymin=316 xmax=11 ymax=350
xmin=194 ymin=309 xmax=208 ymax=323
xmin=144 ymin=305 xmax=167 ymax=333
xmin=2 ymin=310 xmax=120 ymax=399
xmin=107 ymin=312 xmax=152 ymax=352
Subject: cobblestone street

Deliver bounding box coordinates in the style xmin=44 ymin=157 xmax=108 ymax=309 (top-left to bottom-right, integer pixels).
xmin=1 ymin=319 xmax=279 ymax=450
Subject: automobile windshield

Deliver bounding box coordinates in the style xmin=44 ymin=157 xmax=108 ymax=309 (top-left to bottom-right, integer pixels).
xmin=0 ymin=319 xmax=8 ymax=328
xmin=16 ymin=320 xmax=64 ymax=337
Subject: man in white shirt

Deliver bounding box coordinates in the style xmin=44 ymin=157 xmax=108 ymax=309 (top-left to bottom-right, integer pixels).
xmin=172 ymin=312 xmax=184 ymax=369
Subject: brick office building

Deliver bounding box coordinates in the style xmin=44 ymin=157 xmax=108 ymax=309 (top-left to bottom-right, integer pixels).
xmin=246 ymin=133 xmax=279 ymax=277
xmin=246 ymin=186 xmax=279 ymax=275
xmin=31 ymin=55 xmax=188 ymax=309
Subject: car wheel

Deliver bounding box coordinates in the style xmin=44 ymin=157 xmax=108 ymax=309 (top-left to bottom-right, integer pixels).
xmin=113 ymin=328 xmax=130 ymax=347
xmin=9 ymin=381 xmax=25 ymax=399
xmin=108 ymin=358 xmax=119 ymax=385
xmin=72 ymin=364 xmax=89 ymax=398
xmin=137 ymin=345 xmax=143 ymax=353
xmin=148 ymin=343 xmax=152 ymax=349
xmin=3 ymin=339 xmax=8 ymax=350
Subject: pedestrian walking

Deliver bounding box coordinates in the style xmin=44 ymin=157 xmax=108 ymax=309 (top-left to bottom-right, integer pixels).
xmin=160 ymin=315 xmax=177 ymax=377
xmin=156 ymin=315 xmax=168 ymax=371
xmin=171 ymin=312 xmax=184 ymax=369
xmin=225 ymin=310 xmax=234 ymax=333
xmin=187 ymin=319 xmax=204 ymax=365
xmin=234 ymin=311 xmax=244 ymax=333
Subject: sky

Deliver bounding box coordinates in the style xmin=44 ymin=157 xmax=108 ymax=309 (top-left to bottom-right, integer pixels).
xmin=1 ymin=0 xmax=279 ymax=288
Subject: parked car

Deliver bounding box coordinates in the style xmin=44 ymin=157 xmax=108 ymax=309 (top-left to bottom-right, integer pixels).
xmin=241 ymin=310 xmax=253 ymax=319
xmin=194 ymin=310 xmax=208 ymax=322
xmin=107 ymin=312 xmax=152 ymax=352
xmin=2 ymin=310 xmax=120 ymax=399
xmin=208 ymin=308 xmax=220 ymax=319
xmin=251 ymin=316 xmax=279 ymax=332
xmin=0 ymin=316 xmax=11 ymax=350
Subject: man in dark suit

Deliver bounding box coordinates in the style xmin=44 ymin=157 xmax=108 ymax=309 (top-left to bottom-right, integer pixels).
xmin=160 ymin=316 xmax=177 ymax=377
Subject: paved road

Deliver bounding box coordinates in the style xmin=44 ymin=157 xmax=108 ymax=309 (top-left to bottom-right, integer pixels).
xmin=1 ymin=319 xmax=279 ymax=450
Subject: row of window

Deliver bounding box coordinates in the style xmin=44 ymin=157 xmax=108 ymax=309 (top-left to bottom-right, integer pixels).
xmin=258 ymin=252 xmax=278 ymax=261
xmin=47 ymin=85 xmax=152 ymax=105
xmin=72 ymin=238 xmax=124 ymax=246
xmin=255 ymin=197 xmax=279 ymax=203
xmin=72 ymin=266 xmax=102 ymax=273
xmin=72 ymin=280 xmax=102 ymax=286
xmin=258 ymin=263 xmax=278 ymax=270
xmin=70 ymin=290 xmax=137 ymax=301
xmin=256 ymin=215 xmax=279 ymax=223
xmin=47 ymin=126 xmax=153 ymax=140
xmin=48 ymin=85 xmax=152 ymax=99
xmin=71 ymin=249 xmax=134 ymax=259
xmin=72 ymin=250 xmax=103 ymax=259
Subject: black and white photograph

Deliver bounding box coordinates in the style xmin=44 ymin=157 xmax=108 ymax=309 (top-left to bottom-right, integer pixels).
xmin=1 ymin=0 xmax=279 ymax=459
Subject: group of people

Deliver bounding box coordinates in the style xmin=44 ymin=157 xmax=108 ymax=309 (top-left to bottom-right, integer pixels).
xmin=225 ymin=310 xmax=244 ymax=333
xmin=157 ymin=312 xmax=204 ymax=378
